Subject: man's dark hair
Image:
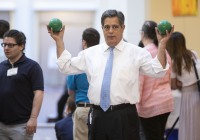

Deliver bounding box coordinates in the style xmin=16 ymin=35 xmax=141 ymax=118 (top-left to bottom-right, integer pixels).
xmin=82 ymin=28 xmax=100 ymax=47
xmin=101 ymin=9 xmax=125 ymax=27
xmin=3 ymin=29 xmax=26 ymax=50
xmin=0 ymin=20 xmax=10 ymax=38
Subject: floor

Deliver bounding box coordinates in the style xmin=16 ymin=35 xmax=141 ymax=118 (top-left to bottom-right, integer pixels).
xmin=34 ymin=86 xmax=63 ymax=140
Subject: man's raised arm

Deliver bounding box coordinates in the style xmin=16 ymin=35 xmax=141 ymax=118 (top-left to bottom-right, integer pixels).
xmin=47 ymin=25 xmax=66 ymax=58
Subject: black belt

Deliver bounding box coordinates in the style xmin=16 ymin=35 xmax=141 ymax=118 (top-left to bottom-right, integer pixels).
xmin=93 ymin=103 xmax=133 ymax=112
xmin=76 ymin=103 xmax=93 ymax=107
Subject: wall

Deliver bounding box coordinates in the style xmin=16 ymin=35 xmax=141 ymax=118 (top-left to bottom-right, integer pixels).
xmin=4 ymin=0 xmax=195 ymax=86
xmin=38 ymin=11 xmax=94 ymax=86
xmin=146 ymin=0 xmax=200 ymax=55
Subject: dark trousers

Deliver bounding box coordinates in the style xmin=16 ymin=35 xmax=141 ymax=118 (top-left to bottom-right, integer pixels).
xmin=88 ymin=104 xmax=139 ymax=140
xmin=139 ymin=120 xmax=146 ymax=140
xmin=140 ymin=112 xmax=170 ymax=140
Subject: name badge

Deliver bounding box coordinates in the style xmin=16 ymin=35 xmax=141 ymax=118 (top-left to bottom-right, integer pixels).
xmin=7 ymin=67 xmax=18 ymax=76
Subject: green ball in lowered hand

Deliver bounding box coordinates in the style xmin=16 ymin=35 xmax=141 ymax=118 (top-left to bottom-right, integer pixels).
xmin=48 ymin=18 xmax=63 ymax=32
xmin=157 ymin=20 xmax=172 ymax=35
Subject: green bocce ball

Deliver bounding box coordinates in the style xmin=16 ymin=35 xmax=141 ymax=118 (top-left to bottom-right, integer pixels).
xmin=48 ymin=18 xmax=63 ymax=32
xmin=157 ymin=20 xmax=172 ymax=35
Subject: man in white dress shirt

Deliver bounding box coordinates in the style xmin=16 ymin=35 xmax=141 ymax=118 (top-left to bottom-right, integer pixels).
xmin=48 ymin=9 xmax=174 ymax=140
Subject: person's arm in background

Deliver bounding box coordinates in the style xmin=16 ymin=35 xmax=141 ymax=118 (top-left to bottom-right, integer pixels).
xmin=156 ymin=25 xmax=174 ymax=68
xmin=68 ymin=89 xmax=75 ymax=95
xmin=26 ymin=90 xmax=44 ymax=135
xmin=171 ymin=78 xmax=182 ymax=90
xmin=67 ymin=75 xmax=76 ymax=96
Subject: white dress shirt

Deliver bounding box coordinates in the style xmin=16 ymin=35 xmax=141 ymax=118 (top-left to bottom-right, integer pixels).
xmin=57 ymin=40 xmax=169 ymax=105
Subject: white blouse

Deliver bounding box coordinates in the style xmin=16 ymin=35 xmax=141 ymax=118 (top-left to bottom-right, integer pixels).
xmin=171 ymin=51 xmax=200 ymax=87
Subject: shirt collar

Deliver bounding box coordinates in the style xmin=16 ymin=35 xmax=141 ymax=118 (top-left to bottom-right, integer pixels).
xmin=144 ymin=43 xmax=156 ymax=49
xmin=103 ymin=39 xmax=125 ymax=52
xmin=5 ymin=53 xmax=26 ymax=66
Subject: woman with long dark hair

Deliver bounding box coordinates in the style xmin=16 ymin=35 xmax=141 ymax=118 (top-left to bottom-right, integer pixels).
xmin=166 ymin=32 xmax=200 ymax=140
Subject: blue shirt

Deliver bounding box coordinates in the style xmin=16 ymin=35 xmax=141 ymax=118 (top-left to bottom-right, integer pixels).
xmin=67 ymin=73 xmax=89 ymax=104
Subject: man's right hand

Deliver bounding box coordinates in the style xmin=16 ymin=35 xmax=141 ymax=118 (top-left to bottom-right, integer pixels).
xmin=47 ymin=25 xmax=65 ymax=42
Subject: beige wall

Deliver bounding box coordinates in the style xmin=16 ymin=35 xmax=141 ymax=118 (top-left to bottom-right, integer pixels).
xmin=146 ymin=0 xmax=200 ymax=55
xmin=38 ymin=11 xmax=94 ymax=86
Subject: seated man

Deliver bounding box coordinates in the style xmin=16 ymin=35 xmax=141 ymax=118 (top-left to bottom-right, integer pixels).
xmin=55 ymin=94 xmax=76 ymax=140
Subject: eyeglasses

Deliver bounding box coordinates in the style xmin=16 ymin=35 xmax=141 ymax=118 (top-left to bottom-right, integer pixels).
xmin=103 ymin=25 xmax=120 ymax=31
xmin=1 ymin=43 xmax=18 ymax=48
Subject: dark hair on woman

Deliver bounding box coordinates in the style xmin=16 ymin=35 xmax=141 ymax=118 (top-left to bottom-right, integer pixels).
xmin=101 ymin=9 xmax=125 ymax=27
xmin=0 ymin=20 xmax=10 ymax=38
xmin=82 ymin=28 xmax=100 ymax=47
xmin=3 ymin=29 xmax=26 ymax=50
xmin=166 ymin=32 xmax=193 ymax=76
xmin=141 ymin=20 xmax=158 ymax=46
xmin=138 ymin=40 xmax=144 ymax=48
